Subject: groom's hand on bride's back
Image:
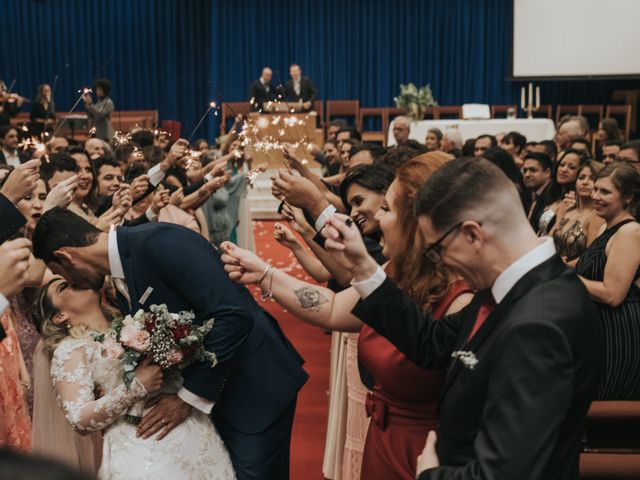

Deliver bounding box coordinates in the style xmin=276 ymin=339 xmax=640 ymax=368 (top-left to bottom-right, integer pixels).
xmin=137 ymin=393 xmax=192 ymax=441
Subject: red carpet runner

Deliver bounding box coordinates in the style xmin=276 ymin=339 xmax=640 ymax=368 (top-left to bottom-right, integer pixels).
xmin=250 ymin=220 xmax=331 ymax=480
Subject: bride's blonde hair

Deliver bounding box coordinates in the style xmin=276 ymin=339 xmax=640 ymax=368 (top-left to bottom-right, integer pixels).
xmin=34 ymin=279 xmax=90 ymax=358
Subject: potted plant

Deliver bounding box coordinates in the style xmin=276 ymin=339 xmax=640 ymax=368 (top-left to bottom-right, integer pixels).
xmin=393 ymin=83 xmax=438 ymax=120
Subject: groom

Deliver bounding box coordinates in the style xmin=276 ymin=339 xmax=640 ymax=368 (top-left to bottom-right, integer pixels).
xmin=32 ymin=208 xmax=308 ymax=480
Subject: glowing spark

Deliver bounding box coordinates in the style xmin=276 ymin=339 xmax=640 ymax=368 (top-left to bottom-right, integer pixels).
xmin=246 ymin=166 xmax=267 ymax=187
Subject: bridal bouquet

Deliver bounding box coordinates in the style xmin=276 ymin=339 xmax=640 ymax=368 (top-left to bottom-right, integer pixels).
xmin=92 ymin=304 xmax=216 ymax=423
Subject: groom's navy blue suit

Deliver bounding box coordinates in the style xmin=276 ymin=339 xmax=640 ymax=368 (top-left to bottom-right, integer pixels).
xmin=113 ymin=222 xmax=308 ymax=480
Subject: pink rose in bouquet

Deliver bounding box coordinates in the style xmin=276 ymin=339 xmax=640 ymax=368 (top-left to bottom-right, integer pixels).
xmin=120 ymin=324 xmax=151 ymax=352
xmin=102 ymin=335 xmax=125 ymax=359
xmin=168 ymin=349 xmax=184 ymax=366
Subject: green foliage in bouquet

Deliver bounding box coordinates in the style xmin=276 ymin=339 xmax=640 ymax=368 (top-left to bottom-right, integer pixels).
xmin=393 ymin=83 xmax=438 ymax=120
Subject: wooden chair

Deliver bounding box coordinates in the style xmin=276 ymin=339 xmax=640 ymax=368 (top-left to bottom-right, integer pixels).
xmin=606 ymin=104 xmax=633 ymax=141
xmin=313 ymin=100 xmax=324 ymax=130
xmin=359 ymin=108 xmax=388 ymax=146
xmin=326 ymin=100 xmax=360 ymax=130
xmin=579 ymin=401 xmax=640 ymax=479
xmin=385 ymin=107 xmax=407 ymax=122
xmin=435 ymin=105 xmax=462 ymax=119
xmin=532 ymin=104 xmax=553 ymax=119
xmin=420 ymin=106 xmax=438 ymax=120
xmin=220 ymin=102 xmax=250 ymax=134
xmin=9 ymin=112 xmax=30 ymax=127
xmin=556 ymin=104 xmax=581 ymax=124
xmin=579 ymin=105 xmax=604 ymax=134
xmin=160 ymin=120 xmax=181 ymax=139
xmin=580 ymin=453 xmax=640 ymax=479
xmin=491 ymin=105 xmax=518 ymax=118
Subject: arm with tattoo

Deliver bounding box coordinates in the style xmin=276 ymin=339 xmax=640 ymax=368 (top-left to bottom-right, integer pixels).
xmin=267 ymin=270 xmax=362 ymax=332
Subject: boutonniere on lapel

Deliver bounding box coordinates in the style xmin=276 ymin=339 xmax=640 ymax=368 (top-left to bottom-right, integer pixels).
xmin=451 ymin=350 xmax=479 ymax=370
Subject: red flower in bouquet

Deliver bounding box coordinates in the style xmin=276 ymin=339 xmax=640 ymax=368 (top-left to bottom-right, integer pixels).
xmin=172 ymin=324 xmax=190 ymax=341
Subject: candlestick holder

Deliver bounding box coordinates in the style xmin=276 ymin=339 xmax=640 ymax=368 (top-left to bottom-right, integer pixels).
xmin=520 ymin=82 xmax=541 ymax=119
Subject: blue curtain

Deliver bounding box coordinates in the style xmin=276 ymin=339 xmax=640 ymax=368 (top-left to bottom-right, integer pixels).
xmin=209 ymin=0 xmax=638 ymax=137
xmin=2 ymin=1 xmax=637 ymax=141
xmin=1 ymin=0 xmax=212 ymax=137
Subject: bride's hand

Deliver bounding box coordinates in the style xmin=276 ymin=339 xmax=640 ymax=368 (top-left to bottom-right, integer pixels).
xmin=220 ymin=241 xmax=269 ymax=285
xmin=135 ymin=358 xmax=163 ymax=394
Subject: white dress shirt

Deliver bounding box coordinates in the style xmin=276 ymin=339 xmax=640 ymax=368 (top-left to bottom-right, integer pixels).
xmin=2 ymin=149 xmax=21 ymax=168
xmin=147 ymin=164 xmax=166 ymax=187
xmin=0 ymin=294 xmax=9 ymax=315
xmin=107 ymin=228 xmax=214 ymax=414
xmin=352 ymin=237 xmax=557 ymax=304
xmin=315 ymin=204 xmax=337 ymax=232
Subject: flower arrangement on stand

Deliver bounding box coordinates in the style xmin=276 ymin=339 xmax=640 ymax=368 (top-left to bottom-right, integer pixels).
xmin=393 ymin=83 xmax=438 ymax=120
xmin=93 ymin=304 xmax=216 ymax=424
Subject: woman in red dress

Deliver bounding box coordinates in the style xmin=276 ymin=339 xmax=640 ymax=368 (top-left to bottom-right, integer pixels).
xmin=221 ymin=152 xmax=474 ymax=479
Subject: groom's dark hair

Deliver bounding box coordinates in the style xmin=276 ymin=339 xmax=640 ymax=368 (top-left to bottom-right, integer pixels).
xmin=32 ymin=208 xmax=102 ymax=263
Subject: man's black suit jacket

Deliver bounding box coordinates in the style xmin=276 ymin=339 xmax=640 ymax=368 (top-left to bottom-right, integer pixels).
xmin=352 ymin=255 xmax=601 ymax=480
xmin=0 ymin=193 xmax=25 ymax=243
xmin=284 ymin=77 xmax=318 ymax=106
xmin=0 ymin=193 xmax=26 ymax=342
xmin=248 ymin=80 xmax=275 ymax=111
xmin=0 ymin=150 xmax=30 ymax=166
xmin=114 ymin=223 xmax=308 ymax=433
xmin=528 ymin=183 xmax=553 ymax=232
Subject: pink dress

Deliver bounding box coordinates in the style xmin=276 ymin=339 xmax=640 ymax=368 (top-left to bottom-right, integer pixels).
xmin=0 ymin=311 xmax=32 ymax=451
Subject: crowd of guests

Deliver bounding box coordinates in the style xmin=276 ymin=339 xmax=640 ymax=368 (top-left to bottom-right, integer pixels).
xmin=1 ymin=70 xmax=640 ymax=479
xmin=222 ymin=112 xmax=640 ymax=479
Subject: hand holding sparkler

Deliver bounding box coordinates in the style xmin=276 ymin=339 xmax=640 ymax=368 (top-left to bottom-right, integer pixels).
xmin=272 ymin=169 xmax=324 ymax=212
xmin=43 ymin=175 xmax=77 ymax=212
xmin=112 ymin=184 xmax=133 ymax=213
xmin=169 ymin=187 xmax=184 ymax=207
xmin=0 ymin=159 xmax=41 ymax=204
xmin=96 ymin=207 xmax=126 ymax=232
xmin=130 ymin=175 xmax=150 ymax=201
xmin=150 ymin=185 xmax=170 ymax=216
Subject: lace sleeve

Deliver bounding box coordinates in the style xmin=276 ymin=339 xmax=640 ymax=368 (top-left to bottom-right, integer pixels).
xmin=51 ymin=339 xmax=147 ymax=433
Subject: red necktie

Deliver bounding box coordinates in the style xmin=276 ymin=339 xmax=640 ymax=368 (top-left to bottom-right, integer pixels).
xmin=468 ymin=295 xmax=496 ymax=341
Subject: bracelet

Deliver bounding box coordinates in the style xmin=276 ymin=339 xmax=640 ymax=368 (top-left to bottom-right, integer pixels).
xmin=257 ymin=264 xmax=272 ymax=288
xmin=259 ymin=265 xmax=275 ymax=301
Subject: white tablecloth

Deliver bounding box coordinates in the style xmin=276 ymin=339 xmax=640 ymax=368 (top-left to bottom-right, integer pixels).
xmin=387 ymin=118 xmax=556 ymax=146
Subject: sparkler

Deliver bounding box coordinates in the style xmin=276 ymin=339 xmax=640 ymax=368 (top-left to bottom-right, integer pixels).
xmin=187 ymin=101 xmax=218 ymax=142
xmin=51 ymin=87 xmax=92 ymax=138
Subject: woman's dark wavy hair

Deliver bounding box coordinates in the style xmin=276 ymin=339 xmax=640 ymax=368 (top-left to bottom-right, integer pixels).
xmin=339 ymin=163 xmax=395 ymax=212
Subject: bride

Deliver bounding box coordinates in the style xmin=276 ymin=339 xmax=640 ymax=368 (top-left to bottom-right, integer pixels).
xmin=34 ymin=277 xmax=236 ymax=480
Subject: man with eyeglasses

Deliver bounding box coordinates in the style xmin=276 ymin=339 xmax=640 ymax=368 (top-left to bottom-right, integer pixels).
xmin=616 ymin=140 xmax=640 ymax=172
xmin=320 ymin=158 xmax=601 ymax=480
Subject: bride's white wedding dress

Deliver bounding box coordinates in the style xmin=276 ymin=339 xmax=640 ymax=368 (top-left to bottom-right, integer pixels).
xmin=51 ymin=336 xmax=236 ymax=480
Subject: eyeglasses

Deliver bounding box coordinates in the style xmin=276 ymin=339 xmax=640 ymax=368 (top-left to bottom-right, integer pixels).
xmin=422 ymin=221 xmax=464 ymax=263
xmin=617 ymin=156 xmax=640 ymax=164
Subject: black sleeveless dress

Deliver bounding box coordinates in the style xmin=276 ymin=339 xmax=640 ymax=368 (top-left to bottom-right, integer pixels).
xmin=576 ymin=219 xmax=640 ymax=400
